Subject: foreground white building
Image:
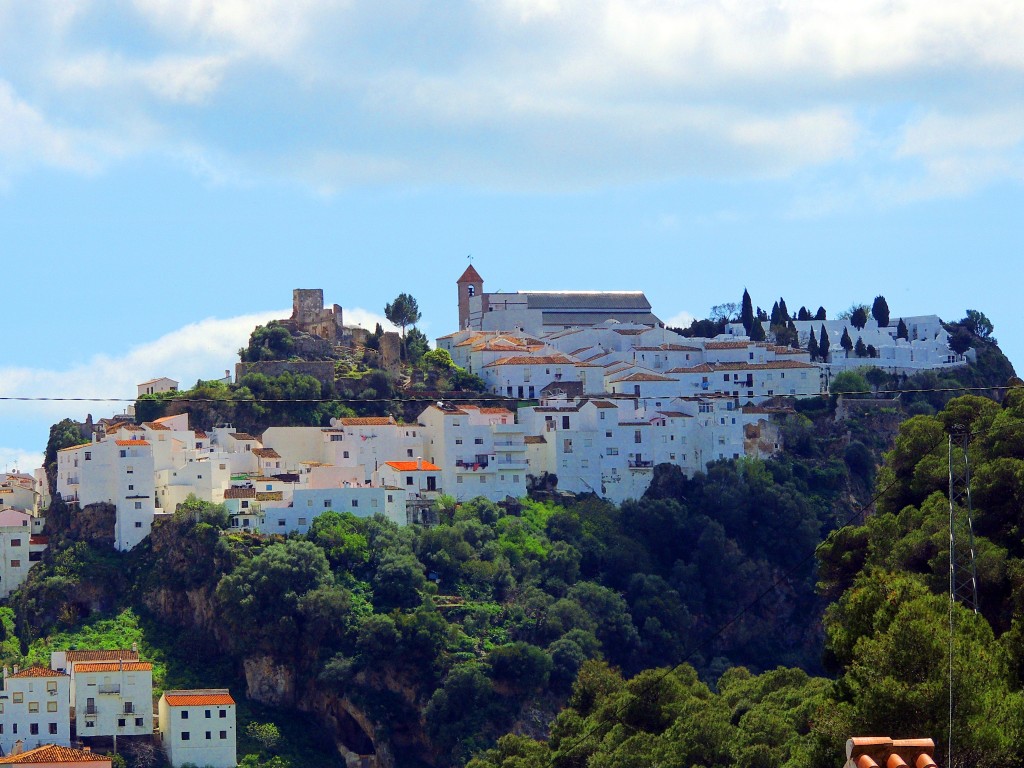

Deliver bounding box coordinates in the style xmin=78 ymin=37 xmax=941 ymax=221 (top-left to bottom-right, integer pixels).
xmin=51 ymin=650 xmax=152 ymax=740
xmin=158 ymin=689 xmax=237 ymax=768
xmin=0 ymin=667 xmax=71 ymax=755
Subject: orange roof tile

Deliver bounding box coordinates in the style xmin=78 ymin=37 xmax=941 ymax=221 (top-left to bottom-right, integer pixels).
xmin=230 ymin=432 xmax=257 ymax=441
xmin=339 ymin=417 xmax=396 ymax=426
xmin=385 ymin=461 xmax=441 ymax=472
xmin=65 ymin=650 xmax=139 ymax=663
xmin=523 ymin=436 xmax=547 ymax=444
xmin=142 ymin=422 xmax=170 ymax=431
xmin=224 ymin=488 xmax=256 ymax=499
xmin=704 ymin=341 xmax=752 ymax=349
xmin=73 ymin=662 xmax=152 ymax=673
xmin=256 ymin=491 xmax=283 ymax=501
xmin=0 ymin=745 xmax=111 ymax=764
xmin=164 ymin=690 xmax=235 ymax=707
xmin=609 ymin=372 xmax=677 ymax=382
xmin=477 ymin=407 xmax=513 ymax=415
xmin=57 ymin=444 xmax=88 ymax=453
xmin=252 ymin=448 xmax=281 ymax=458
xmin=114 ymin=440 xmax=150 ymax=447
xmin=10 ymin=666 xmax=66 ymax=678
xmin=484 ymin=355 xmax=577 ymax=367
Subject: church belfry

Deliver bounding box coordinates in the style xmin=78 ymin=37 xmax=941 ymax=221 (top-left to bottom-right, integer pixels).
xmin=457 ymin=264 xmax=484 ymax=329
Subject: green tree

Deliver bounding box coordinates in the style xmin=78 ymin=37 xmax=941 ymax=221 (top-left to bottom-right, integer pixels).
xmin=896 ymin=317 xmax=909 ymax=340
xmin=749 ymin=320 xmax=766 ymax=342
xmin=815 ymin=306 xmax=827 ymax=320
xmin=44 ymin=418 xmax=89 ymax=495
xmin=960 ymin=309 xmax=995 ymax=340
xmin=807 ymin=329 xmax=819 ymax=361
xmin=819 ymin=325 xmax=830 ymax=360
xmin=871 ymin=295 xmax=890 ymax=327
xmin=830 ymin=370 xmax=869 ymax=395
xmin=797 ymin=306 xmax=811 ymax=321
xmin=240 ymin=321 xmax=295 ymax=362
xmin=854 ymin=336 xmax=867 ymax=357
xmin=950 ymin=326 xmax=973 ymax=355
xmin=246 ymin=721 xmax=282 ymax=751
xmin=741 ymin=289 xmax=754 ymax=334
xmin=384 ymin=293 xmax=422 ymax=338
xmin=405 ymin=326 xmax=429 ymax=364
xmin=851 ymin=306 xmax=868 ymax=330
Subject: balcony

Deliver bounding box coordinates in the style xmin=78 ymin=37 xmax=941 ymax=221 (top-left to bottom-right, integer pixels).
xmin=85 ymin=705 xmax=98 ymax=715
xmin=628 ymin=460 xmax=654 ymax=469
xmin=455 ymin=459 xmax=489 ymax=470
xmin=493 ymin=441 xmax=526 ymax=450
xmin=98 ymin=684 xmax=121 ymax=695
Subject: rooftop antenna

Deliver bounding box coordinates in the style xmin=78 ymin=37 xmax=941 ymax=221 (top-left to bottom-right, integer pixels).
xmin=948 ymin=424 xmax=979 ymax=768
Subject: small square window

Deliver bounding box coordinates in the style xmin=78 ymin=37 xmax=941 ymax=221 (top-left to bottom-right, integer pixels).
xmin=49 ymin=722 xmax=58 ymax=734
xmin=219 ymin=710 xmax=227 ymax=718
xmin=206 ymin=731 xmax=212 ymax=739
xmin=136 ymin=717 xmax=144 ymax=726
xmin=220 ymin=730 xmax=227 ymax=739
xmin=205 ymin=709 xmax=212 ymax=718
xmin=28 ymin=702 xmax=39 ymax=713
xmin=118 ymin=718 xmax=125 ymax=727
xmin=47 ymin=701 xmax=57 ymax=713
xmin=182 ymin=731 xmax=190 ymax=740
xmin=181 ymin=711 xmax=189 ymax=720
xmin=30 ymin=723 xmax=38 ymax=735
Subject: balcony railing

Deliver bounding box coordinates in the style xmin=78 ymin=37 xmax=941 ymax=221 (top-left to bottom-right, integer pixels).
xmin=98 ymin=684 xmax=121 ymax=695
xmin=455 ymin=459 xmax=488 ymax=469
xmin=628 ymin=460 xmax=654 ymax=469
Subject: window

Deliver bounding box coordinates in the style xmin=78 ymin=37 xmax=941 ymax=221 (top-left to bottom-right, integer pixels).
xmin=182 ymin=732 xmax=190 ymax=740
xmin=456 ymin=476 xmax=464 ymax=484
xmin=126 ymin=465 xmax=133 ymax=474
xmin=136 ymin=718 xmax=144 ymax=726
xmin=220 ymin=710 xmax=227 ymax=719
xmin=406 ymin=477 xmax=413 ymax=486
xmin=455 ymin=439 xmax=463 ymax=445
xmin=47 ymin=701 xmax=57 ymax=712
xmin=298 ymin=517 xmax=307 ymax=526
xmin=86 ymin=721 xmax=94 ymax=728
xmin=480 ymin=476 xmax=486 ymax=483
xmin=29 ymin=702 xmax=39 ymax=712
xmin=600 ymin=411 xmax=605 ymax=420
xmin=181 ymin=711 xmax=189 ymax=719
xmin=118 ymin=718 xmax=126 ymax=727
xmin=134 ymin=521 xmax=142 ymax=528
xmin=206 ymin=731 xmax=212 ymax=739
xmin=128 ymin=484 xmax=134 ymax=491
xmin=85 ymin=451 xmax=92 ymax=460
xmin=343 ymin=451 xmax=350 ymax=458
xmin=474 ymin=438 xmax=484 ymax=444
xmin=634 ymin=430 xmax=642 ymax=444
xmin=607 ymin=447 xmax=619 ymax=456
xmin=351 ymin=499 xmax=359 ymax=508
xmin=331 ymin=434 xmax=343 ymax=442
xmin=278 ymin=519 xmax=286 ymax=526
xmin=49 ymin=722 xmax=57 ymax=734
xmin=323 ymin=499 xmax=332 ymax=508
xmin=605 ymin=431 xmax=612 ymax=438
xmin=30 ymin=723 xmax=39 ymax=735
xmin=10 ymin=538 xmax=19 ymax=547
xmin=134 ymin=501 xmax=142 ymax=510
xmin=220 ymin=730 xmax=228 ymax=738
xmin=407 ymin=448 xmax=414 ymax=457
xmin=120 ymin=450 xmax=127 ymax=458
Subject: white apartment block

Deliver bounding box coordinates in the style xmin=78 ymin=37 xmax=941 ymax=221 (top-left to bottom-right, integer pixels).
xmin=0 ymin=509 xmax=47 ymax=600
xmin=417 ymin=405 xmax=528 ymax=502
xmin=158 ymin=689 xmax=237 ymax=768
xmin=0 ymin=667 xmax=71 ymax=755
xmin=50 ymin=651 xmax=152 ymax=740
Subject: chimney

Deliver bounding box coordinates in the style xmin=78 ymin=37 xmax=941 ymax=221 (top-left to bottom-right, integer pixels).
xmin=417 ymin=457 xmax=423 ymax=470
xmin=2 ymin=665 xmax=7 ymax=680
xmin=12 ymin=739 xmax=23 ymax=755
xmin=132 ymin=642 xmax=138 ymax=653
xmin=12 ymin=665 xmax=18 ymax=675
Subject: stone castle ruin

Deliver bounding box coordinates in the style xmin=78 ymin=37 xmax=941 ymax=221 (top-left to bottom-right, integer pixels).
xmin=282 ymin=289 xmax=348 ymax=342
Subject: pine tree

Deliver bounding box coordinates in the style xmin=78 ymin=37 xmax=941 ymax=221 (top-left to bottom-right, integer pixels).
xmin=815 ymin=306 xmax=827 ymax=321
xmin=741 ymin=289 xmax=754 ymax=334
xmin=808 ymin=329 xmax=819 ymax=360
xmin=896 ymin=318 xmax=909 ymax=340
xmin=841 ymin=326 xmax=854 ymax=355
xmin=871 ymin=295 xmax=890 ymax=327
xmin=819 ymin=324 xmax=831 ymax=360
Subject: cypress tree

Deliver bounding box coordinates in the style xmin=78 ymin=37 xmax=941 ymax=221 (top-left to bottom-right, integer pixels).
xmin=815 ymin=306 xmax=827 ymax=321
xmin=872 ymin=295 xmax=890 ymax=327
xmin=798 ymin=306 xmax=810 ymax=321
xmin=896 ymin=318 xmax=909 ymax=340
xmin=841 ymin=326 xmax=854 ymax=355
xmin=819 ymin=324 xmax=831 ymax=360
xmin=779 ymin=298 xmax=790 ymax=322
xmin=854 ymin=336 xmax=867 ymax=357
xmin=750 ymin=320 xmax=766 ymax=342
xmin=770 ymin=301 xmax=781 ymax=325
xmin=851 ymin=306 xmax=868 ymax=330
xmin=741 ymin=289 xmax=754 ymax=334
xmin=808 ymin=329 xmax=819 ymax=360
xmin=789 ymin=320 xmax=800 ymax=349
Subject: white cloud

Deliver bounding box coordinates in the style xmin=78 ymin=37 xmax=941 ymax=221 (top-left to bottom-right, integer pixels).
xmin=0 ymin=448 xmax=43 ymax=475
xmin=2 ymin=1 xmax=1024 ymax=195
xmin=665 ymin=311 xmax=695 ymax=329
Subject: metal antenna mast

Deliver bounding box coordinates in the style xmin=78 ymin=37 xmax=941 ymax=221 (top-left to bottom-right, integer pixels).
xmin=948 ymin=426 xmax=979 ymax=768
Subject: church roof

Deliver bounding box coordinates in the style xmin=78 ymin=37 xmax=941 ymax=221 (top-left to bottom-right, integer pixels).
xmin=458 ymin=265 xmax=483 ymax=283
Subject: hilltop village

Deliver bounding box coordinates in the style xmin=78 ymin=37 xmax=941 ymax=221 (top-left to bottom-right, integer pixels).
xmin=0 ymin=268 xmax=996 ymax=766
xmin=29 ymin=268 xmax=969 ymax=554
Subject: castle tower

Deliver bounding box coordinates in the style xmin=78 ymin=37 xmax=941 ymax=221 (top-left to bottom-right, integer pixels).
xmin=457 ymin=264 xmax=484 ymax=330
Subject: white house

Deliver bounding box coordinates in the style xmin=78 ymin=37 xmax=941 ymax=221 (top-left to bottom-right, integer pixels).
xmin=0 ymin=509 xmax=47 ymax=599
xmin=158 ymin=689 xmax=236 ymax=768
xmin=52 ymin=651 xmax=152 ymax=740
xmin=418 ymin=405 xmax=528 ymax=502
xmin=0 ymin=667 xmax=71 ymax=755
xmin=137 ymin=378 xmax=178 ymax=397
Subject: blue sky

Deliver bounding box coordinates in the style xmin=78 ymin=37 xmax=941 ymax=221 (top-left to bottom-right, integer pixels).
xmin=2 ymin=0 xmax=1023 ymax=470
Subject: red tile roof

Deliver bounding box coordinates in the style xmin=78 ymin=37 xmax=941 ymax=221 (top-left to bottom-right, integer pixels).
xmin=0 ymin=745 xmax=111 ymax=764
xmin=477 ymin=407 xmax=513 ymax=415
xmin=484 ymin=355 xmax=576 ymax=367
xmin=230 ymin=432 xmax=257 ymax=441
xmin=142 ymin=422 xmax=170 ymax=431
xmin=10 ymin=666 xmax=66 ymax=678
xmin=609 ymin=372 xmax=677 ymax=382
xmin=224 ymin=488 xmax=256 ymax=499
xmin=385 ymin=461 xmax=441 ymax=472
xmin=73 ymin=662 xmax=152 ymax=673
xmin=339 ymin=417 xmax=396 ymax=426
xmin=65 ymin=650 xmax=139 ymax=663
xmin=252 ymin=448 xmax=281 ymax=458
xmin=164 ymin=689 xmax=235 ymax=707
xmin=704 ymin=341 xmax=751 ymax=349
xmin=114 ymin=440 xmax=150 ymax=447
xmin=256 ymin=491 xmax=283 ymax=501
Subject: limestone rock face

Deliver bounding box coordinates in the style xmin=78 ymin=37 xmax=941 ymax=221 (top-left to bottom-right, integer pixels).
xmin=244 ymin=655 xmax=296 ymax=707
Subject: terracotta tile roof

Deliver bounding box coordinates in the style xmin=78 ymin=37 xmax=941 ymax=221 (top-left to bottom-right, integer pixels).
xmin=252 ymin=448 xmax=281 ymax=459
xmin=484 ymin=355 xmax=577 ymax=367
xmin=634 ymin=344 xmax=701 ymax=351
xmin=657 ymin=411 xmax=692 ymax=418
xmin=612 ymin=329 xmax=646 ymax=335
xmin=142 ymin=422 xmax=170 ymax=431
xmin=114 ymin=440 xmax=150 ymax=447
xmin=523 ymin=435 xmax=547 ymax=444
xmin=164 ymin=689 xmax=236 ymax=707
xmin=256 ymin=491 xmax=283 ymax=501
xmin=73 ymin=661 xmax=152 ymax=673
xmin=224 ymin=488 xmax=256 ymax=499
xmin=477 ymin=407 xmax=513 ymax=415
xmin=708 ymin=360 xmax=817 ymax=371
xmin=666 ymin=364 xmax=715 ymax=374
xmin=57 ymin=444 xmax=88 ymax=453
xmin=194 ymin=431 xmax=208 ymax=439
xmin=153 ymin=415 xmax=181 ymax=424
xmin=704 ymin=341 xmax=752 ymax=349
xmin=590 ymin=401 xmax=618 ymax=408
xmin=609 ymin=372 xmax=677 ymax=383
xmin=385 ymin=461 xmax=441 ymax=472
xmin=340 ymin=417 xmax=396 ymax=426
xmin=230 ymin=432 xmax=257 ymax=441
xmin=10 ymin=666 xmax=66 ymax=678
xmin=618 ymin=421 xmax=650 ymax=426
xmin=65 ymin=649 xmax=139 ymax=663
xmin=0 ymin=744 xmax=111 ymax=764
xmin=457 ymin=264 xmax=483 ymax=283
xmin=455 ymin=334 xmax=488 ymax=347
